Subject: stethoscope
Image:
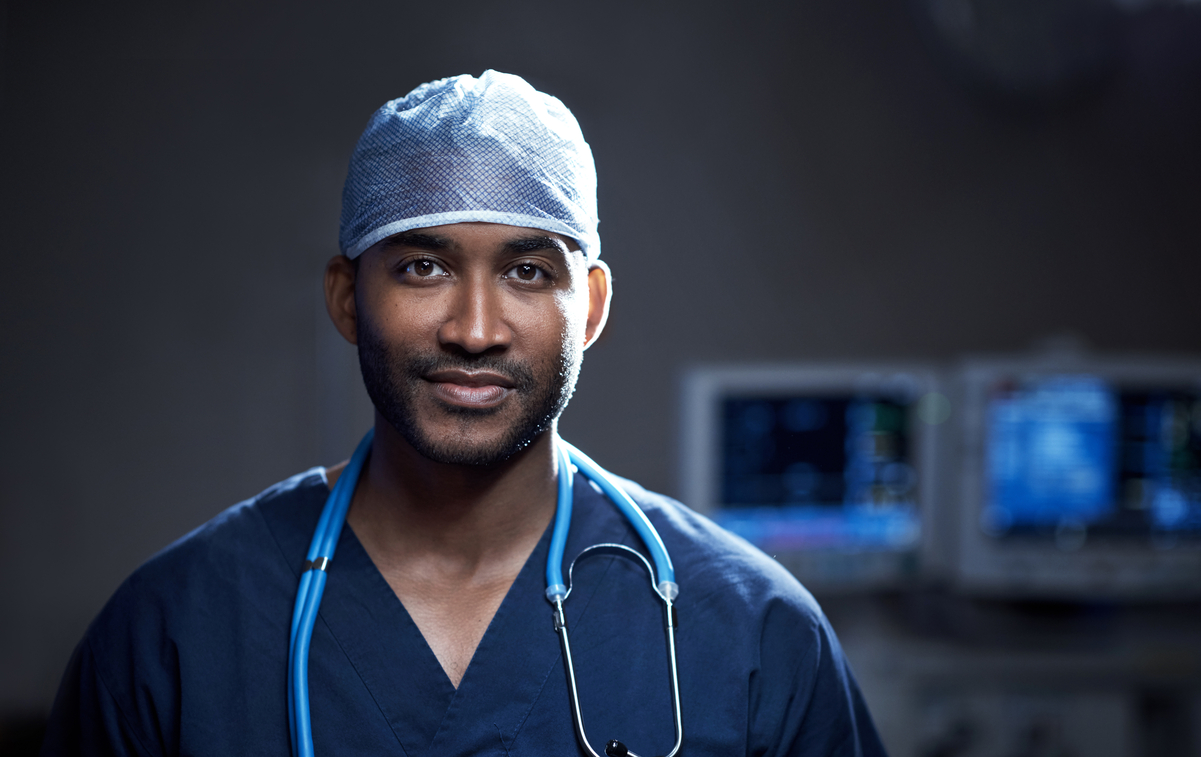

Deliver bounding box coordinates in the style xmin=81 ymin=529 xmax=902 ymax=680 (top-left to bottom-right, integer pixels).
xmin=288 ymin=429 xmax=683 ymax=757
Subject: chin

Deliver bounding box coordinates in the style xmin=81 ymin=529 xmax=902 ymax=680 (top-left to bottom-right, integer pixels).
xmin=407 ymin=434 xmax=540 ymax=468
xmin=400 ymin=412 xmax=553 ymax=468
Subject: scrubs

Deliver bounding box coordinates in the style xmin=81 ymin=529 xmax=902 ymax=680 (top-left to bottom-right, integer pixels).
xmin=43 ymin=468 xmax=886 ymax=757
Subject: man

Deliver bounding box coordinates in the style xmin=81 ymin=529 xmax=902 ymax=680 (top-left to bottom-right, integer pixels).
xmin=43 ymin=71 xmax=886 ymax=756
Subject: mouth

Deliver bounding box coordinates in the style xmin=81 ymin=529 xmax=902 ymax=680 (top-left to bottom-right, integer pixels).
xmin=423 ymin=369 xmax=516 ymax=409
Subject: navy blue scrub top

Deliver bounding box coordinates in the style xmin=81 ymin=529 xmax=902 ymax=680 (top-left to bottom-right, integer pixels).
xmin=43 ymin=468 xmax=887 ymax=757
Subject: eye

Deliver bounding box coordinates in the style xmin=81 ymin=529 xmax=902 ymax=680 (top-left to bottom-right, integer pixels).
xmin=400 ymin=258 xmax=447 ymax=278
xmin=505 ymin=263 xmax=548 ymax=283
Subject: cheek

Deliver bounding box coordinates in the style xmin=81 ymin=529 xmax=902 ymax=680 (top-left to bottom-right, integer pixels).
xmin=381 ymin=299 xmax=438 ymax=337
xmin=511 ymin=299 xmax=574 ymax=355
xmin=363 ymin=287 xmax=443 ymax=343
xmin=505 ymin=292 xmax=585 ymax=365
xmin=549 ymin=287 xmax=589 ymax=342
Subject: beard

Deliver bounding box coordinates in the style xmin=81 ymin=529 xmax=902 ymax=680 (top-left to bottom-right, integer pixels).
xmin=356 ymin=316 xmax=582 ymax=467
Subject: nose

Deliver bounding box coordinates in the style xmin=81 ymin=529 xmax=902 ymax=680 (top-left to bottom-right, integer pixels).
xmin=436 ymin=273 xmax=513 ymax=354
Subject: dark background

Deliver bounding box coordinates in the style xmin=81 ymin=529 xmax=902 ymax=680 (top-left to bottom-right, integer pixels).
xmin=3 ymin=1 xmax=1200 ymax=753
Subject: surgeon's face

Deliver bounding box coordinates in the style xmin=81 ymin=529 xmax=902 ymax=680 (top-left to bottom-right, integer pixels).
xmin=326 ymin=222 xmax=609 ymax=467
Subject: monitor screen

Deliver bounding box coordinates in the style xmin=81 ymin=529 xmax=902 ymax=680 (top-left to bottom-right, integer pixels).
xmin=955 ymin=356 xmax=1201 ymax=598
xmin=680 ymin=365 xmax=945 ymax=591
xmin=716 ymin=395 xmax=921 ymax=552
xmin=983 ymin=377 xmax=1201 ymax=544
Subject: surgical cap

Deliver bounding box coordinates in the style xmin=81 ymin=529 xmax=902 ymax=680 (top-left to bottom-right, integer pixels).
xmin=339 ymin=70 xmax=600 ymax=261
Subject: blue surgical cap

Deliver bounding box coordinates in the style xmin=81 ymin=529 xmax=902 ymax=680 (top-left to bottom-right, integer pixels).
xmin=339 ymin=70 xmax=600 ymax=261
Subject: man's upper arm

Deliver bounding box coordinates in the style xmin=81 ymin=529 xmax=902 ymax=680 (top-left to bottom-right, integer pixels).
xmin=748 ymin=596 xmax=888 ymax=757
xmin=41 ymin=635 xmax=159 ymax=757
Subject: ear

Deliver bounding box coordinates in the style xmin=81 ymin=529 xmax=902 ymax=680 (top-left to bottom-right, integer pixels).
xmin=324 ymin=254 xmax=359 ymax=345
xmin=583 ymin=259 xmax=612 ymax=349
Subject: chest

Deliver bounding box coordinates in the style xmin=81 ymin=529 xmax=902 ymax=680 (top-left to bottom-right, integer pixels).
xmin=376 ymin=563 xmax=519 ymax=688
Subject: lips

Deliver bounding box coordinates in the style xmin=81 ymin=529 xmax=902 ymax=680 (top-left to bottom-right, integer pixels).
xmin=424 ymin=369 xmax=516 ymax=409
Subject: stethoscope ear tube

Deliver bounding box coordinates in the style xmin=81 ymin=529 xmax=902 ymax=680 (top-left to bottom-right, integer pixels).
xmin=557 ymin=440 xmax=676 ymax=590
xmin=544 ymin=442 xmax=575 ymax=601
xmin=551 ymin=542 xmax=684 ymax=757
xmin=288 ymin=429 xmax=374 ymax=757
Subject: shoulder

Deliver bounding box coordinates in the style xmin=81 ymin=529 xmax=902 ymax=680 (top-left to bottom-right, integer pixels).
xmin=47 ymin=468 xmax=331 ymax=756
xmin=85 ymin=468 xmax=331 ymax=682
xmin=614 ymin=479 xmax=888 ymax=756
xmin=613 ymin=476 xmax=824 ymax=628
xmin=118 ymin=468 xmax=328 ymax=605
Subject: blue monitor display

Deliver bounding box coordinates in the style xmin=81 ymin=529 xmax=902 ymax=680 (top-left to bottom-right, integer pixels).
xmin=986 ymin=377 xmax=1118 ymax=530
xmin=713 ymin=395 xmax=922 ymax=553
xmin=983 ymin=377 xmax=1201 ymax=541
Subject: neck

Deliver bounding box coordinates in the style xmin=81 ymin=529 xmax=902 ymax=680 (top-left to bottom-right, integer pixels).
xmin=335 ymin=414 xmax=562 ymax=689
xmin=341 ymin=412 xmax=560 ymax=571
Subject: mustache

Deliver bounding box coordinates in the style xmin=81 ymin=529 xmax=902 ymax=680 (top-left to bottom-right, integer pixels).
xmin=405 ymin=352 xmax=537 ymax=392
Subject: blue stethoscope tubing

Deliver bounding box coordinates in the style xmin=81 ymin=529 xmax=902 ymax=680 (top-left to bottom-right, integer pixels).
xmin=287 ymin=429 xmax=374 ymax=757
xmin=288 ymin=430 xmax=683 ymax=757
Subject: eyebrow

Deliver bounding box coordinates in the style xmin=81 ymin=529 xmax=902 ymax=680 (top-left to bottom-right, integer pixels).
xmin=502 ymin=236 xmax=570 ymax=255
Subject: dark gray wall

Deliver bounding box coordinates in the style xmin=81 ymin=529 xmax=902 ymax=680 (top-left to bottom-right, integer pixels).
xmin=3 ymin=0 xmax=1200 ymax=714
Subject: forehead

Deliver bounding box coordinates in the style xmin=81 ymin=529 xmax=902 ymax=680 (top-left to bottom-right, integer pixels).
xmin=365 ymin=222 xmax=582 ymax=257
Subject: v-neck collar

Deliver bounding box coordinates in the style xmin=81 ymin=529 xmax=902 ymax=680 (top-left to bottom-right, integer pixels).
xmin=262 ymin=469 xmax=638 ymax=757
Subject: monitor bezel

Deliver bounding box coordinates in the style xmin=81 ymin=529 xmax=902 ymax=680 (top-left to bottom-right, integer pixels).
xmin=954 ymin=353 xmax=1201 ymax=600
xmin=678 ymin=362 xmax=948 ymax=590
